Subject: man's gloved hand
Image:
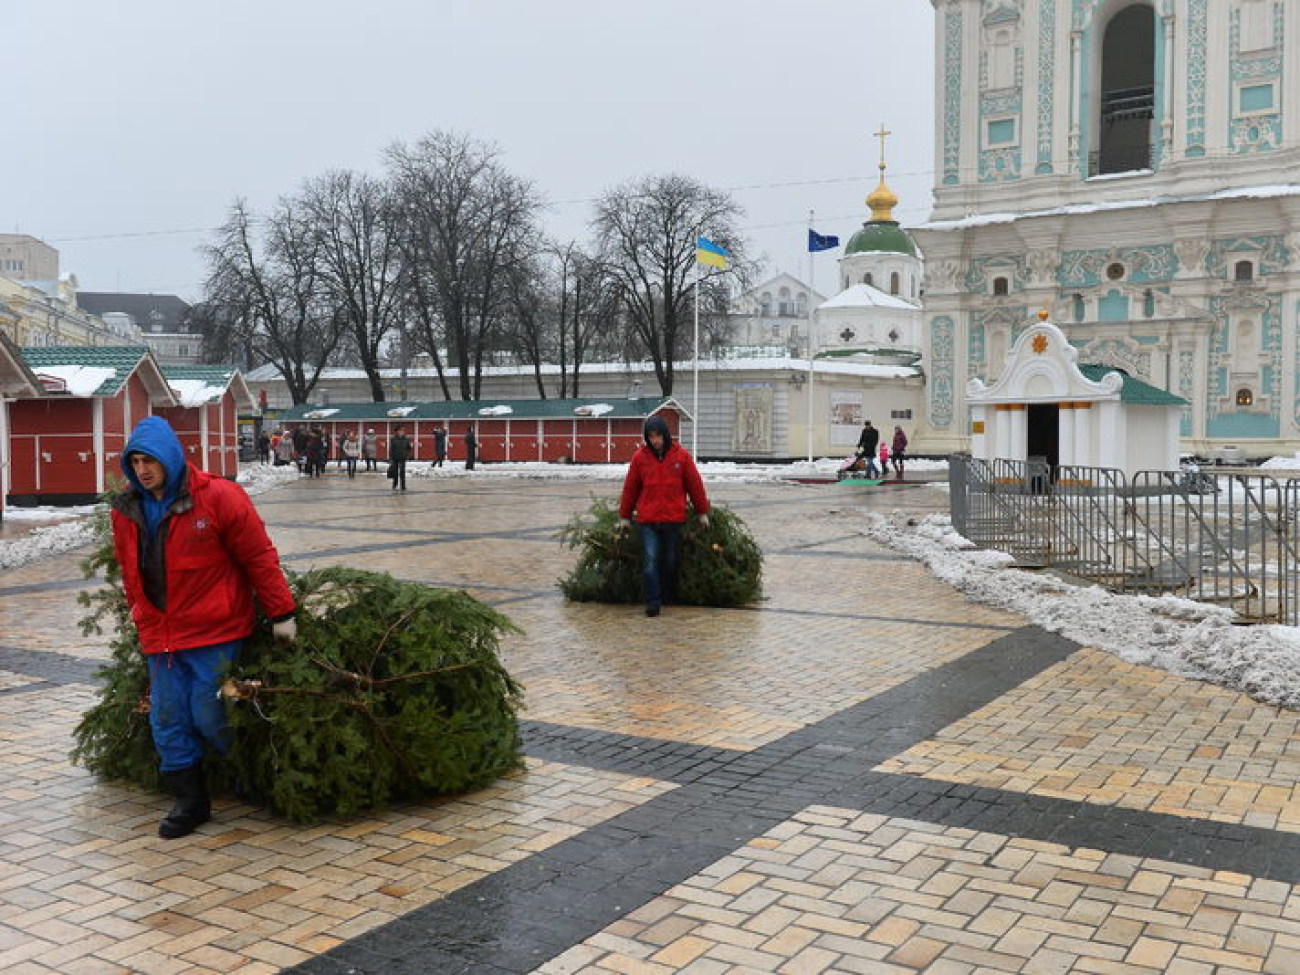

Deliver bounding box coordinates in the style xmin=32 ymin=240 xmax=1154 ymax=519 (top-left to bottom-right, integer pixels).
xmin=618 ymin=518 xmax=632 ymax=534
xmin=272 ymin=617 xmax=298 ymax=643
xmin=698 ymin=514 xmax=710 ymax=530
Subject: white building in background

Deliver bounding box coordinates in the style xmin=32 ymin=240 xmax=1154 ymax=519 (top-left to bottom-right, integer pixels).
xmin=727 ymin=273 xmax=825 ymax=354
xmin=811 ymin=150 xmax=925 ymax=368
xmin=916 ymin=0 xmax=1300 ymax=462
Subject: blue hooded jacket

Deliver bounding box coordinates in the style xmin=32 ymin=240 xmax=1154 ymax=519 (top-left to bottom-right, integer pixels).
xmin=121 ymin=416 xmax=188 ymax=538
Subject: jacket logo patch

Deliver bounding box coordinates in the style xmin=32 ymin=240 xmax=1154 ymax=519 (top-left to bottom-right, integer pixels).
xmin=194 ymin=519 xmax=209 ymax=531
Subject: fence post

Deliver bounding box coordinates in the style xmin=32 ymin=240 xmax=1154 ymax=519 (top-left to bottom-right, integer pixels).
xmin=949 ymin=453 xmax=969 ymax=536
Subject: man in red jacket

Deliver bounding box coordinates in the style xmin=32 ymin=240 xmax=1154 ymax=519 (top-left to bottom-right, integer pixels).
xmin=618 ymin=415 xmax=710 ymax=616
xmin=111 ymin=416 xmax=297 ymax=838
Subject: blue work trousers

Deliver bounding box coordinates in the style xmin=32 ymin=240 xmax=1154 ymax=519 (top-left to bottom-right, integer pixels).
xmin=147 ymin=642 xmax=241 ymax=772
xmin=638 ymin=522 xmax=682 ymax=609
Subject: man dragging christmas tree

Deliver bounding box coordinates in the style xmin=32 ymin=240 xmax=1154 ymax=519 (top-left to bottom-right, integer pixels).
xmin=110 ymin=417 xmax=298 ymax=838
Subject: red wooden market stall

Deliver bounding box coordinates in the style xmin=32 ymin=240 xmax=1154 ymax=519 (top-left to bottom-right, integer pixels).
xmin=10 ymin=347 xmax=177 ymax=506
xmin=0 ymin=332 xmax=43 ymax=521
xmin=268 ymin=397 xmax=688 ymax=467
xmin=158 ymin=366 xmax=256 ymax=480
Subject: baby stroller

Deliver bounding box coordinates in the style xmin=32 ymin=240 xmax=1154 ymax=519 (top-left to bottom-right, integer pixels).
xmin=836 ymin=451 xmax=879 ymax=481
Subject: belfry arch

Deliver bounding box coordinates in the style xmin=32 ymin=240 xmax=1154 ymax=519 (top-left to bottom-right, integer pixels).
xmin=1093 ymin=3 xmax=1157 ymax=175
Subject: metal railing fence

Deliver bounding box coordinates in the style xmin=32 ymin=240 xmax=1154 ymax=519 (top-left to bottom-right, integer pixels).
xmin=949 ymin=455 xmax=1300 ymax=625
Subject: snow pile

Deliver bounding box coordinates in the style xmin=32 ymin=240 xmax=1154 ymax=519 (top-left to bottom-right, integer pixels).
xmin=477 ymin=405 xmax=513 ymax=416
xmin=0 ymin=518 xmax=99 ymax=570
xmin=574 ymin=403 xmax=613 ymax=417
xmin=852 ymin=509 xmax=1300 ymax=709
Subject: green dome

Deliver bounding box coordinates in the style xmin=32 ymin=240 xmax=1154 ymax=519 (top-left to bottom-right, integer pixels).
xmin=844 ymin=220 xmax=918 ymax=258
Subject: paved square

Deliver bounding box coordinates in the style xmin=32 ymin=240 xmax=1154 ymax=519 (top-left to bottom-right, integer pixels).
xmin=4 ymin=471 xmax=1300 ymax=973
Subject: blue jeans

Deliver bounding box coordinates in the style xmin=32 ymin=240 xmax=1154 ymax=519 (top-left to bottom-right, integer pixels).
xmin=147 ymin=642 xmax=241 ymax=772
xmin=638 ymin=522 xmax=681 ymax=608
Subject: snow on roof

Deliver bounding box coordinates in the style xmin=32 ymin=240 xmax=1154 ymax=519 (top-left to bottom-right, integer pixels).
xmin=35 ymin=365 xmax=117 ymax=397
xmin=244 ymin=355 xmax=919 ymax=384
xmin=574 ymin=403 xmax=614 ymax=417
xmin=478 ymin=405 xmax=513 ymax=416
xmin=819 ymin=284 xmax=919 ymax=311
xmin=167 ymin=379 xmax=227 ymax=407
xmin=917 ymin=182 xmax=1300 ymax=232
xmin=385 ymin=405 xmax=417 ymax=417
xmin=303 ymin=408 xmax=340 ymax=419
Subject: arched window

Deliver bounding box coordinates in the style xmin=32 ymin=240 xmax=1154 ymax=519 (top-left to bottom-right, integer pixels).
xmin=890 ymin=272 xmax=901 ymax=295
xmin=1143 ymin=290 xmax=1155 ymax=317
xmin=1234 ymin=260 xmax=1254 ymax=283
xmin=1236 ymin=388 xmax=1255 ymax=407
xmin=1073 ymin=294 xmax=1086 ymax=322
xmin=1095 ymin=5 xmax=1156 ymax=175
xmin=795 ymin=293 xmax=807 ymax=316
xmin=992 ymin=276 xmax=1009 ymax=296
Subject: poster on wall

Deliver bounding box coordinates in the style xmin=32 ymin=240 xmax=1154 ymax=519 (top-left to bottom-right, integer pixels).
xmin=731 ymin=385 xmax=774 ymax=454
xmin=829 ymin=392 xmax=863 ymax=447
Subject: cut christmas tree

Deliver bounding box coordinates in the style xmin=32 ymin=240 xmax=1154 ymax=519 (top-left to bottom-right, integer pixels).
xmin=72 ymin=515 xmax=524 ymax=823
xmin=558 ymin=497 xmax=763 ymax=606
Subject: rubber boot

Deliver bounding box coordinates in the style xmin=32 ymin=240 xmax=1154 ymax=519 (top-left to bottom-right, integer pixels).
xmin=158 ymin=764 xmax=211 ymax=839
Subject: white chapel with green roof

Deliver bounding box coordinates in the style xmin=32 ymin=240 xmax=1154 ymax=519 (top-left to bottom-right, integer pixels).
xmin=915 ymin=0 xmax=1300 ymax=463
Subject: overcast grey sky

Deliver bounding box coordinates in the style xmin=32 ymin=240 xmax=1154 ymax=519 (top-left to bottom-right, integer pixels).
xmin=10 ymin=1 xmax=935 ymax=302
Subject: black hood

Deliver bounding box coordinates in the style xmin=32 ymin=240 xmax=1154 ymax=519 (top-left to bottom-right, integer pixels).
xmin=643 ymin=415 xmax=672 ymax=453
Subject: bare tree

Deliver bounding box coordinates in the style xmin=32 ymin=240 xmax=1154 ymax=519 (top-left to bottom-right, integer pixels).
xmin=592 ymin=174 xmax=749 ymax=395
xmin=201 ymin=198 xmax=344 ymax=405
xmin=547 ymin=243 xmax=624 ymax=398
xmin=302 ymin=170 xmax=403 ymax=402
xmin=387 ymin=131 xmax=543 ymax=400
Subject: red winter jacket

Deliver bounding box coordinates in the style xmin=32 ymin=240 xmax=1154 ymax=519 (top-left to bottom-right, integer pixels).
xmin=619 ymin=442 xmax=710 ymax=524
xmin=111 ymin=466 xmax=296 ymax=654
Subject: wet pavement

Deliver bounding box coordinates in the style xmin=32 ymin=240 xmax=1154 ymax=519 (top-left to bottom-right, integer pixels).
xmin=5 ymin=470 xmax=1300 ymax=973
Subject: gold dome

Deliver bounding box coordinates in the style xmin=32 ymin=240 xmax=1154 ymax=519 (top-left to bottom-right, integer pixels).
xmin=867 ymin=171 xmax=898 ymax=222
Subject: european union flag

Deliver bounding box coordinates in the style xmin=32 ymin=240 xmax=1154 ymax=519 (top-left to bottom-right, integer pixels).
xmin=808 ymin=229 xmax=840 ymax=253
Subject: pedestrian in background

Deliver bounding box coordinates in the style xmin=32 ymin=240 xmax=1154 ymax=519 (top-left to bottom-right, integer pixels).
xmin=464 ymin=428 xmax=478 ymax=471
xmin=304 ymin=427 xmax=326 ymax=478
xmin=341 ymin=430 xmax=360 ymax=479
xmin=110 ymin=416 xmax=297 ymax=838
xmin=362 ymin=429 xmax=378 ymax=472
xmin=891 ymin=425 xmax=909 ymax=478
xmin=618 ymin=416 xmax=710 ymax=617
xmin=389 ymin=426 xmax=412 ymax=491
xmin=433 ymin=426 xmax=448 ymax=468
xmin=856 ymin=421 xmax=881 ymax=477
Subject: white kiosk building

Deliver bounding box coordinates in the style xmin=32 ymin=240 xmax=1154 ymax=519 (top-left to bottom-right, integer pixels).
xmin=968 ymin=312 xmax=1185 ymax=477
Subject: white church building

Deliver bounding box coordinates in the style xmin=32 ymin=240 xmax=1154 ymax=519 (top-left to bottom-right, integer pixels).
xmin=915 ymin=0 xmax=1300 ymax=463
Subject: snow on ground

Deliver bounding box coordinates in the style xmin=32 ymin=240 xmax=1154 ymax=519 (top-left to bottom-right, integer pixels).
xmin=7 ymin=455 xmax=1300 ymax=709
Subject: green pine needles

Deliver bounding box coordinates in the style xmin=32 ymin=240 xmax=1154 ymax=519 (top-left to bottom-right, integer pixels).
xmin=558 ymin=497 xmax=763 ymax=606
xmin=72 ymin=512 xmax=524 ymax=823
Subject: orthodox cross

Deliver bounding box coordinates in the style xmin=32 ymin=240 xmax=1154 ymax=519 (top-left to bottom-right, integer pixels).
xmin=875 ymin=123 xmax=892 ymax=170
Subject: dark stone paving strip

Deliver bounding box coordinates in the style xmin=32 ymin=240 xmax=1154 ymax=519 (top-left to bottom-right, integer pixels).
xmin=290 ymin=626 xmax=1078 ymax=975
xmin=846 ymin=772 xmax=1300 ymax=884
xmin=0 ymin=646 xmax=103 ymax=685
xmin=767 ymin=548 xmax=914 ymax=561
xmin=0 ymin=577 xmax=98 ymax=597
xmin=724 ymin=603 xmax=1022 ymax=631
xmin=522 ymin=721 xmax=742 ymax=783
xmin=0 ymin=680 xmax=58 ymax=697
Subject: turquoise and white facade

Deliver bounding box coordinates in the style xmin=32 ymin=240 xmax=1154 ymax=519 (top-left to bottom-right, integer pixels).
xmin=916 ymin=0 xmax=1300 ymax=460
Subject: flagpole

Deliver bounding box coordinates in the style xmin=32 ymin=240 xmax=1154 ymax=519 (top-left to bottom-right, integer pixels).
xmin=692 ymin=255 xmax=700 ymax=456
xmin=806 ymin=211 xmax=815 ymax=464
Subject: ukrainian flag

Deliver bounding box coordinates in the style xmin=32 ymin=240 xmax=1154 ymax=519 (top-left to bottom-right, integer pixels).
xmin=696 ymin=236 xmax=730 ymax=270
